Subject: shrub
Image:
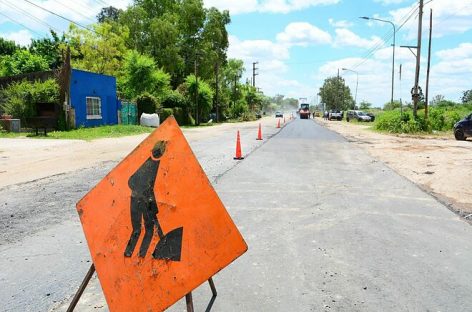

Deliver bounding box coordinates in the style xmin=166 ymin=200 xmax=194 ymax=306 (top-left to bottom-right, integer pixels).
xmin=0 ymin=78 xmax=59 ymax=123
xmin=374 ymin=110 xmax=428 ymax=134
xmin=136 ymin=92 xmax=158 ymax=118
xmin=162 ymin=90 xmax=188 ymax=109
xmin=160 ymin=108 xmax=174 ymax=123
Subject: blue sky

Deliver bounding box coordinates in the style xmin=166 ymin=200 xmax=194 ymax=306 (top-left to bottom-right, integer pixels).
xmin=1 ymin=0 xmax=471 ymax=106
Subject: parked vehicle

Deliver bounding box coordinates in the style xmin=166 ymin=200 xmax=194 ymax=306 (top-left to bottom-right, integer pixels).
xmin=328 ymin=110 xmax=342 ymax=121
xmin=453 ymin=113 xmax=472 ymax=140
xmin=275 ymin=111 xmax=283 ymax=118
xmin=346 ymin=110 xmax=371 ymax=122
xmin=366 ymin=112 xmax=375 ymax=122
xmin=299 ymin=104 xmax=310 ymax=119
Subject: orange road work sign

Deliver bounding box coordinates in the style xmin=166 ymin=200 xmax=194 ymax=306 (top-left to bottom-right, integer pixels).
xmin=77 ymin=117 xmax=247 ymax=312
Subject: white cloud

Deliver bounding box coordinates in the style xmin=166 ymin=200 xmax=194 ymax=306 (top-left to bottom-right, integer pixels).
xmin=312 ymin=41 xmax=472 ymax=106
xmin=374 ymin=0 xmax=408 ymax=5
xmin=334 ymin=28 xmax=382 ymax=48
xmin=0 ymin=0 xmax=132 ymax=41
xmin=276 ymin=22 xmax=332 ymax=46
xmin=328 ymin=18 xmax=353 ymax=28
xmin=204 ymin=0 xmax=340 ymax=14
xmin=4 ymin=30 xmax=33 ymax=46
xmin=436 ymin=42 xmax=472 ymax=60
xmin=390 ymin=0 xmax=472 ymax=39
xmin=430 ymin=42 xmax=472 ymax=100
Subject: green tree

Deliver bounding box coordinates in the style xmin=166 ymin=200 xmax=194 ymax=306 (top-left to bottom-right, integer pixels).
xmin=0 ymin=37 xmax=19 ymax=56
xmin=0 ymin=49 xmax=49 ymax=76
xmin=359 ymin=101 xmax=372 ymax=110
xmin=119 ymin=50 xmax=171 ymax=100
xmin=184 ymin=74 xmax=214 ymax=124
xmin=63 ymin=22 xmax=130 ymax=76
xmin=29 ymin=30 xmax=66 ymax=69
xmin=318 ymin=76 xmax=354 ymax=111
xmin=430 ymin=94 xmax=445 ymax=106
xmin=97 ymin=6 xmax=123 ymax=23
xmin=461 ymin=89 xmax=472 ymax=104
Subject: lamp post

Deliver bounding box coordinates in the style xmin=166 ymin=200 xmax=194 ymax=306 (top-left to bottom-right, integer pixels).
xmin=360 ymin=16 xmax=396 ymax=108
xmin=341 ymin=68 xmax=358 ymax=108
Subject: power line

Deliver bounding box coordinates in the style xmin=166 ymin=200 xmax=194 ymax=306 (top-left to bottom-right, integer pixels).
xmin=53 ymin=1 xmax=97 ymax=25
xmin=0 ymin=11 xmax=43 ymax=38
xmin=1 ymin=0 xmax=62 ymax=34
xmin=352 ymin=3 xmax=420 ymax=70
xmin=22 ymin=0 xmax=96 ymax=34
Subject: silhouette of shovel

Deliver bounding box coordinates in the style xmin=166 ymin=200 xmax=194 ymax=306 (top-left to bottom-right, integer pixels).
xmin=152 ymin=224 xmax=183 ymax=262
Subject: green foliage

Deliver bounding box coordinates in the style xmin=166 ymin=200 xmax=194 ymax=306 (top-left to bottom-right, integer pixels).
xmin=383 ymin=100 xmax=402 ymax=111
xmin=160 ymin=108 xmax=174 ymax=123
xmin=119 ymin=50 xmax=171 ymax=100
xmin=64 ymin=22 xmax=129 ymax=76
xmin=0 ymin=49 xmax=49 ymax=76
xmin=162 ymin=90 xmax=188 ymax=109
xmin=0 ymin=79 xmax=59 ymax=122
xmin=374 ymin=111 xmax=427 ymax=134
xmin=374 ymin=104 xmax=471 ymax=134
xmin=136 ymin=92 xmax=158 ymax=117
xmin=184 ymin=74 xmax=214 ymax=124
xmin=0 ymin=37 xmax=19 ymax=56
xmin=319 ymin=76 xmax=354 ymax=111
xmin=29 ymin=31 xmax=65 ymax=69
xmin=461 ymin=89 xmax=472 ymax=104
xmin=359 ymin=101 xmax=372 ymax=110
xmin=229 ymin=100 xmax=249 ymax=119
xmin=97 ymin=6 xmax=123 ymax=23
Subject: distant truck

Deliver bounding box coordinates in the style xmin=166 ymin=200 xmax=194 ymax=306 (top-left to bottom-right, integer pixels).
xmin=299 ymin=103 xmax=310 ymax=119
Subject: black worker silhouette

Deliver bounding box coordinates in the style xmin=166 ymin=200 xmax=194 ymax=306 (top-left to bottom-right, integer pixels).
xmin=124 ymin=141 xmax=183 ymax=261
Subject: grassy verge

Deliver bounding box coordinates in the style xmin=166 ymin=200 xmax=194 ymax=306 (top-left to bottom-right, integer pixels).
xmin=0 ymin=125 xmax=154 ymax=140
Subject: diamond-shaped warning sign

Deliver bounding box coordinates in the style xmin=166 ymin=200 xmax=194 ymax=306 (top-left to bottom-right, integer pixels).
xmin=76 ymin=117 xmax=247 ymax=311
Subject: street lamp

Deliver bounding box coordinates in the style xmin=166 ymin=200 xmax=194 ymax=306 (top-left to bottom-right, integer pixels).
xmin=360 ymin=16 xmax=396 ymax=108
xmin=342 ymin=68 xmax=359 ymax=108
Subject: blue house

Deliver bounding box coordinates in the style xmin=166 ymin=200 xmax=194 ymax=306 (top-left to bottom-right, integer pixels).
xmin=70 ymin=69 xmax=121 ymax=128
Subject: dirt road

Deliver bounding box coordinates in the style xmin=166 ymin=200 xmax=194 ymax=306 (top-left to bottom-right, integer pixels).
xmin=316 ymin=118 xmax=472 ymax=215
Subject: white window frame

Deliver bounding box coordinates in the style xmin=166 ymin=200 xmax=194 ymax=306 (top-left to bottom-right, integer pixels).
xmin=86 ymin=96 xmax=102 ymax=120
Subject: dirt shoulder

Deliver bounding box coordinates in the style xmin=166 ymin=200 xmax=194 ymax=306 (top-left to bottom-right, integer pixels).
xmin=0 ymin=117 xmax=279 ymax=188
xmin=316 ymin=118 xmax=472 ymax=216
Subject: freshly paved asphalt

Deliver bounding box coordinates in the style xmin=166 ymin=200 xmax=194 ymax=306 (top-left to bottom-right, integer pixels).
xmin=2 ymin=118 xmax=472 ymax=311
xmin=175 ymin=119 xmax=472 ymax=311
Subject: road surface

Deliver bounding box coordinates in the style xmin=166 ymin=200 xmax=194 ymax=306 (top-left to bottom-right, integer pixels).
xmin=2 ymin=118 xmax=472 ymax=311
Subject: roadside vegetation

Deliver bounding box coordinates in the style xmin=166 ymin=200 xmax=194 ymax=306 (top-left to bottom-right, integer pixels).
xmin=0 ymin=1 xmax=295 ymax=131
xmin=0 ymin=124 xmax=154 ymax=140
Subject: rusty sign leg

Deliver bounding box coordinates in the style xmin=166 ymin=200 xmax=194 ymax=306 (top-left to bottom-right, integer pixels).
xmin=186 ymin=292 xmax=194 ymax=312
xmin=66 ymin=264 xmax=95 ymax=312
xmin=205 ymin=277 xmax=218 ymax=312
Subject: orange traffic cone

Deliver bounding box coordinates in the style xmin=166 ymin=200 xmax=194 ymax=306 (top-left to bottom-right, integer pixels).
xmin=257 ymin=123 xmax=263 ymax=140
xmin=277 ymin=119 xmax=281 ymax=128
xmin=234 ymin=130 xmax=244 ymax=160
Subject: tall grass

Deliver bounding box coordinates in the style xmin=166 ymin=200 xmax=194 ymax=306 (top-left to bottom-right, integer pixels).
xmin=374 ymin=104 xmax=472 ymax=134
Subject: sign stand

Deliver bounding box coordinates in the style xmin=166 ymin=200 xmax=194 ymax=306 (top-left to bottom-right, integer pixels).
xmin=67 ymin=264 xmax=218 ymax=312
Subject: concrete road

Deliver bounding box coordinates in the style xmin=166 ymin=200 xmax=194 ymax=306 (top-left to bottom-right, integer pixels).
xmin=3 ymin=118 xmax=472 ymax=311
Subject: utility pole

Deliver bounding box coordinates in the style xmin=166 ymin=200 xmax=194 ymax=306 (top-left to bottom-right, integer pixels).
xmin=252 ymin=62 xmax=258 ymax=88
xmin=425 ymin=8 xmax=433 ymax=121
xmin=412 ymin=0 xmax=424 ymax=119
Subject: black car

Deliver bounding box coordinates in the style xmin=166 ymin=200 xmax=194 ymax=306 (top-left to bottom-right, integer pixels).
xmin=454 ymin=113 xmax=472 ymax=140
xmin=275 ymin=111 xmax=283 ymax=118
